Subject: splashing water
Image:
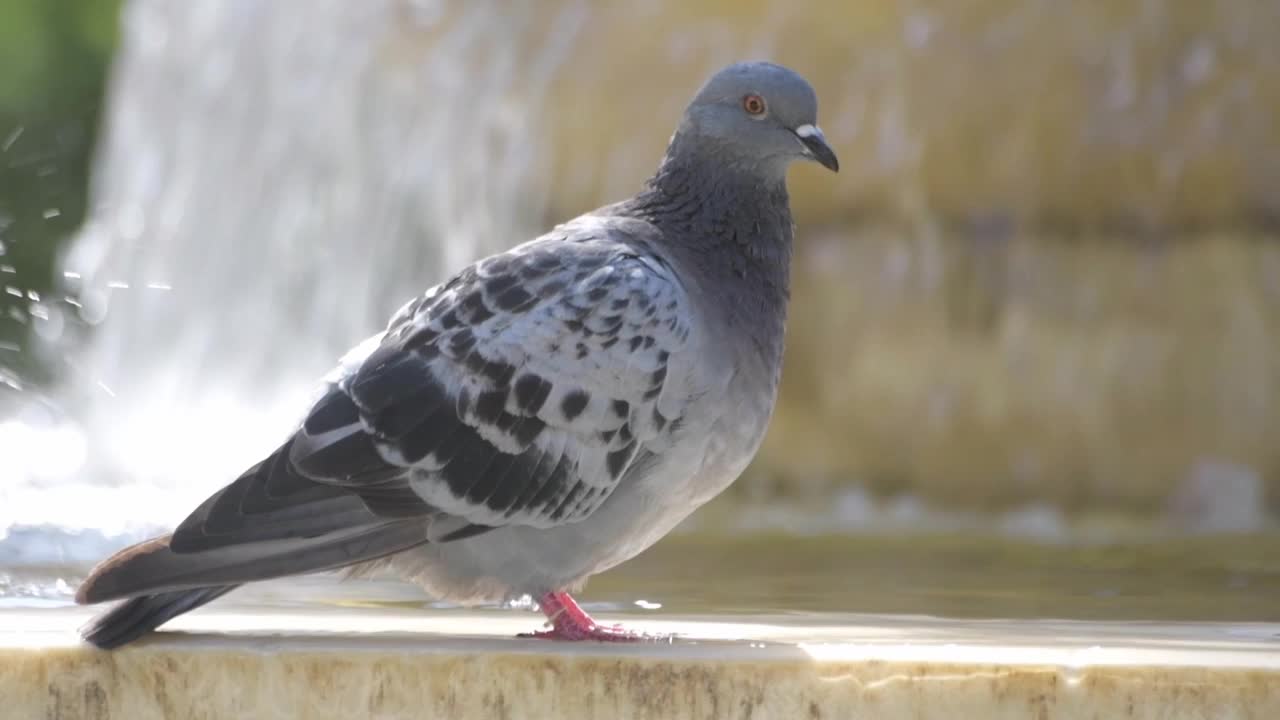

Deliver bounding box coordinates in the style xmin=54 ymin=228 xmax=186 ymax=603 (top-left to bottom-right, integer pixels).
xmin=1 ymin=0 xmax=586 ymax=569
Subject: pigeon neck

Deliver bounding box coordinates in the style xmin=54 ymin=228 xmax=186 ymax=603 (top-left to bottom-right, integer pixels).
xmin=626 ymin=136 xmax=794 ymax=347
xmin=652 ymin=130 xmax=792 ymax=195
xmin=639 ymin=137 xmax=793 ymax=276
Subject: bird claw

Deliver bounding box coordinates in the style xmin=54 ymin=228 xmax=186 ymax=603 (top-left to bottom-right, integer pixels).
xmin=518 ymin=623 xmax=647 ymax=642
xmin=519 ymin=590 xmax=673 ymax=643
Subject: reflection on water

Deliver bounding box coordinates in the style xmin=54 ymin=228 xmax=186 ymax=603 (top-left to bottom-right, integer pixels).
xmin=587 ymin=534 xmax=1280 ymax=622
xmin=6 ymin=533 xmax=1279 ymax=624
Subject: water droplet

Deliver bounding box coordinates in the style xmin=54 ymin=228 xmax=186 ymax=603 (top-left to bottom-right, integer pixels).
xmin=1 ymin=126 xmax=23 ymax=153
xmin=0 ymin=370 xmax=22 ymax=391
xmin=32 ymin=304 xmax=64 ymax=342
xmin=78 ymin=289 xmax=109 ymax=325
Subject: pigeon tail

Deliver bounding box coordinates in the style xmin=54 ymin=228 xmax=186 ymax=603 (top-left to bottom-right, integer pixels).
xmin=80 ymin=585 xmax=239 ymax=649
xmin=76 ymin=520 xmax=433 ymax=648
xmin=77 ymin=520 xmax=432 ymax=606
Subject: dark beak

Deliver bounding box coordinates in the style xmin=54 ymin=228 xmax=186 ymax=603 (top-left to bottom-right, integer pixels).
xmin=794 ymin=124 xmax=839 ymax=173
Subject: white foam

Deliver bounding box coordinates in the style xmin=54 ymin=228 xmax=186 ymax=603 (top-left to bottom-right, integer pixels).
xmin=0 ymin=399 xmax=305 ymax=571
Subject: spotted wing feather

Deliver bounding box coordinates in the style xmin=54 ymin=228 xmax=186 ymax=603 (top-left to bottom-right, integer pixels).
xmin=290 ymin=218 xmax=693 ymax=529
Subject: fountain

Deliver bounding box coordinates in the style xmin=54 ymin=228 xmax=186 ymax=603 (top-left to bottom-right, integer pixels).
xmin=2 ymin=2 xmax=1279 ymax=716
xmin=3 ymin=0 xmax=587 ymax=566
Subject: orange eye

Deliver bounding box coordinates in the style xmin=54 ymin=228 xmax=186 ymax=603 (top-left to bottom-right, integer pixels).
xmin=742 ymin=94 xmax=767 ymax=117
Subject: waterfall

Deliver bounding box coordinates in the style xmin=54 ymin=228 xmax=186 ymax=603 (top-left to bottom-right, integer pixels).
xmin=1 ymin=0 xmax=585 ymax=566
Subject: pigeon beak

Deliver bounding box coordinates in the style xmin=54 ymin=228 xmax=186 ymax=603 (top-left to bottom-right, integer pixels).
xmin=793 ymin=124 xmax=839 ymax=173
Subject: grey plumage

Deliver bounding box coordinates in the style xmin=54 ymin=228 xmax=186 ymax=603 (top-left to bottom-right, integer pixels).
xmin=81 ymin=585 xmax=237 ymax=649
xmin=76 ymin=61 xmax=839 ymax=647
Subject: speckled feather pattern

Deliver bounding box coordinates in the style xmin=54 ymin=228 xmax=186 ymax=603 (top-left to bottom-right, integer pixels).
xmin=289 ymin=215 xmax=696 ymax=531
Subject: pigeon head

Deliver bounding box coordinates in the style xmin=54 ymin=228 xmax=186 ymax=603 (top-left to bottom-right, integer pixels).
xmin=673 ymin=61 xmax=839 ymax=175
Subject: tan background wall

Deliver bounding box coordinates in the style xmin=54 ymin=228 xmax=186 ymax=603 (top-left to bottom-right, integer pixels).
xmin=424 ymin=1 xmax=1280 ymax=514
xmin=366 ymin=0 xmax=1280 ymax=514
xmin=529 ymin=1 xmax=1280 ymax=228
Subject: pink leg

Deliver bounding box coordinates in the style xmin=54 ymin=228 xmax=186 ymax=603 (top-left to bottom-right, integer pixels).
xmin=520 ymin=591 xmax=648 ymax=642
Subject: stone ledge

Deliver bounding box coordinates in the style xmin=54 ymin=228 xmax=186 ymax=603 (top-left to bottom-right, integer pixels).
xmin=4 ymin=608 xmax=1278 ymax=719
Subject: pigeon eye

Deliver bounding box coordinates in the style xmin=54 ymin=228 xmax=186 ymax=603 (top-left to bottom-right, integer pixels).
xmin=742 ymin=94 xmax=767 ymax=117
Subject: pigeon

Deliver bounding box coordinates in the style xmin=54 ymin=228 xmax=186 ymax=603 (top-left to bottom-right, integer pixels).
xmin=75 ymin=61 xmax=839 ymax=648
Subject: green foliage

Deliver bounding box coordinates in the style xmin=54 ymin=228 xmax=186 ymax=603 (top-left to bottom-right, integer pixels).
xmin=0 ymin=0 xmax=122 ymax=390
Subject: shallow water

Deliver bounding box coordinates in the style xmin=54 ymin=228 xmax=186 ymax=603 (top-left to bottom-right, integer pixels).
xmin=6 ymin=532 xmax=1279 ymax=627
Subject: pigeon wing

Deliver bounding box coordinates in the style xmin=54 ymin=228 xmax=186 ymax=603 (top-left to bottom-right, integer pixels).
xmin=290 ymin=222 xmax=694 ymax=530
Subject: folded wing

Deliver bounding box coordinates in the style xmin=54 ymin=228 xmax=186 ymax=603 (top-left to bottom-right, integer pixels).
xmin=173 ymin=220 xmax=696 ymax=556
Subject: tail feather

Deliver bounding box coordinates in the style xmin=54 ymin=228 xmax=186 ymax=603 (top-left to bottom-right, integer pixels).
xmin=76 ymin=521 xmax=432 ymax=648
xmin=77 ymin=521 xmax=430 ymax=606
xmin=80 ymin=585 xmax=239 ymax=650
xmin=74 ymin=427 xmax=448 ymax=649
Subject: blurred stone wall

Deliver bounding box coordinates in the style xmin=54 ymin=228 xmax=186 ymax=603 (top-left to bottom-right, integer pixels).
xmin=536 ymin=1 xmax=1280 ymax=227
xmin=489 ymin=1 xmax=1280 ymax=515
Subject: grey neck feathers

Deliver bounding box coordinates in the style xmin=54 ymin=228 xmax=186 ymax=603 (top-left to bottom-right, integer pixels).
xmin=613 ymin=129 xmax=795 ymax=375
xmin=623 ymin=130 xmax=795 ymax=306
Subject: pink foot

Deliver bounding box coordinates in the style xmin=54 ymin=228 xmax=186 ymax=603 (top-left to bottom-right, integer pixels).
xmin=519 ymin=591 xmax=660 ymax=642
